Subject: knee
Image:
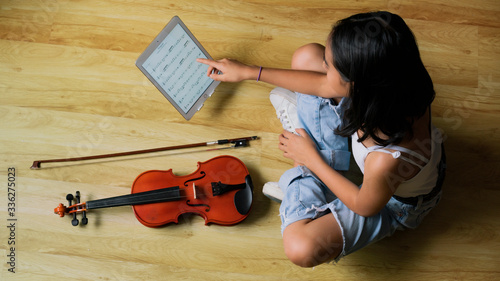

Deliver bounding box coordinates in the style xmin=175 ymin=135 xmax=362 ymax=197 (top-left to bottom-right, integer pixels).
xmin=284 ymin=236 xmax=319 ymax=267
xmin=283 ymin=231 xmax=342 ymax=267
xmin=291 ymin=43 xmax=325 ymax=71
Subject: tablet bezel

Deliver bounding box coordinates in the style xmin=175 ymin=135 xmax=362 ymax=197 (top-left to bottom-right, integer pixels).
xmin=135 ymin=16 xmax=220 ymax=120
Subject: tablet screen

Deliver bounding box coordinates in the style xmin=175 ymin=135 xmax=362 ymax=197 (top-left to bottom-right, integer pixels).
xmin=136 ymin=16 xmax=220 ymax=120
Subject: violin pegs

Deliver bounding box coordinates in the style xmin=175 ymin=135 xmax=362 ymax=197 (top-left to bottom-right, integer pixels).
xmin=75 ymin=191 xmax=81 ymax=204
xmin=80 ymin=205 xmax=88 ymax=225
xmin=75 ymin=191 xmax=88 ymax=225
xmin=81 ymin=216 xmax=88 ymax=225
xmin=68 ymin=193 xmax=79 ymax=226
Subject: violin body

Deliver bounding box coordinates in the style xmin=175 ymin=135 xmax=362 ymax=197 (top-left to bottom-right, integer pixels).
xmin=54 ymin=155 xmax=253 ymax=227
xmin=132 ymin=155 xmax=253 ymax=227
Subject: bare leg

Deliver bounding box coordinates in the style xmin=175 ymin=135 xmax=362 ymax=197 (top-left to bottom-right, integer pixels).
xmin=292 ymin=43 xmax=341 ymax=103
xmin=282 ymin=43 xmax=345 ymax=267
xmin=283 ymin=213 xmax=343 ymax=267
xmin=291 ymin=43 xmax=327 ymax=73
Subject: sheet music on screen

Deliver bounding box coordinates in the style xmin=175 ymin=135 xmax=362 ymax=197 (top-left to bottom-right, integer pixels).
xmin=141 ymin=24 xmax=213 ymax=114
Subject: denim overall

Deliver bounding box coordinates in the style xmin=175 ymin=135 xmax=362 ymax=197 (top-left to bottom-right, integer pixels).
xmin=278 ymin=93 xmax=443 ymax=261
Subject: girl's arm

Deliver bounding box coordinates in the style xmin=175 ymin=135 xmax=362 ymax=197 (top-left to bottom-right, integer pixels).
xmin=196 ymin=58 xmax=340 ymax=98
xmin=280 ymin=129 xmax=401 ymax=217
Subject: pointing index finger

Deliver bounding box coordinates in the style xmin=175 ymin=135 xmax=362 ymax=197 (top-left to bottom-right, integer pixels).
xmin=196 ymin=58 xmax=216 ymax=66
xmin=197 ymin=58 xmax=220 ymax=77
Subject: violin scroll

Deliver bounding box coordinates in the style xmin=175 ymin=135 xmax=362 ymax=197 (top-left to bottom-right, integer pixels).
xmin=54 ymin=203 xmax=67 ymax=217
xmin=54 ymin=191 xmax=88 ymax=226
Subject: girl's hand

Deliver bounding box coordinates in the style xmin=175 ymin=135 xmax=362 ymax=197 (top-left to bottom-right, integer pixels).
xmin=278 ymin=129 xmax=321 ymax=167
xmin=196 ymin=58 xmax=259 ymax=82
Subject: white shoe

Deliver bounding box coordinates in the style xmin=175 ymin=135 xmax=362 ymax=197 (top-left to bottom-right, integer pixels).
xmin=270 ymin=87 xmax=300 ymax=134
xmin=263 ymin=182 xmax=284 ymax=203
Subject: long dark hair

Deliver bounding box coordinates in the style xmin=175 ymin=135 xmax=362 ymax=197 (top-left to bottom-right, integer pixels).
xmin=331 ymin=11 xmax=435 ymax=146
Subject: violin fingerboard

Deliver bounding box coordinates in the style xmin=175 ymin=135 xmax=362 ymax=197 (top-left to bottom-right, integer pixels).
xmin=86 ymin=187 xmax=181 ymax=210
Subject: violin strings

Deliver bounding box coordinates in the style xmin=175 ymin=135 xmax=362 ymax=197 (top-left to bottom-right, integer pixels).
xmin=103 ymin=186 xmax=207 ymax=205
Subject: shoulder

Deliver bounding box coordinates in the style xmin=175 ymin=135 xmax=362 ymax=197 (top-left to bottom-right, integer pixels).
xmin=364 ymin=151 xmax=401 ymax=175
xmin=363 ymin=151 xmax=405 ymax=192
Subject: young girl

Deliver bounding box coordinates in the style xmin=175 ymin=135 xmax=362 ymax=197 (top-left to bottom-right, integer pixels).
xmin=197 ymin=11 xmax=445 ymax=267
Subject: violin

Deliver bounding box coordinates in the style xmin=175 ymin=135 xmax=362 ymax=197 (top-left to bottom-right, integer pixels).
xmin=54 ymin=155 xmax=253 ymax=227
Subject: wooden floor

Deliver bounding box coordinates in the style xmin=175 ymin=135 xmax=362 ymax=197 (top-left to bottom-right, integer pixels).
xmin=1 ymin=0 xmax=499 ymax=280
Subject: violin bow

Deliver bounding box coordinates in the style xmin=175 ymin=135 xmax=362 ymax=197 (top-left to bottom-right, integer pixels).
xmin=31 ymin=136 xmax=258 ymax=169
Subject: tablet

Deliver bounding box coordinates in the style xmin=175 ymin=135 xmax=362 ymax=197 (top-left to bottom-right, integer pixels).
xmin=136 ymin=16 xmax=220 ymax=120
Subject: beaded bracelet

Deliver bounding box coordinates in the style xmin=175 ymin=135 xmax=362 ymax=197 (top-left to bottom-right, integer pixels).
xmin=257 ymin=66 xmax=263 ymax=82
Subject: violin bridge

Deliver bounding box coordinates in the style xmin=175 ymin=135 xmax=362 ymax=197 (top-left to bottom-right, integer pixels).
xmin=192 ymin=182 xmax=197 ymax=199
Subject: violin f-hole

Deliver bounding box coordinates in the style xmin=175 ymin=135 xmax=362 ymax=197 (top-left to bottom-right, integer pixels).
xmin=183 ymin=171 xmax=206 ymax=187
xmin=185 ymin=200 xmax=210 ymax=212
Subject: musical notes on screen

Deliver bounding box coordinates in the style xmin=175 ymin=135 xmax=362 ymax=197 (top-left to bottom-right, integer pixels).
xmin=142 ymin=24 xmax=213 ymax=113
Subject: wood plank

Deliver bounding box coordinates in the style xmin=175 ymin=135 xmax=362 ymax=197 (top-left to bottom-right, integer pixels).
xmin=1 ymin=0 xmax=499 ymax=279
